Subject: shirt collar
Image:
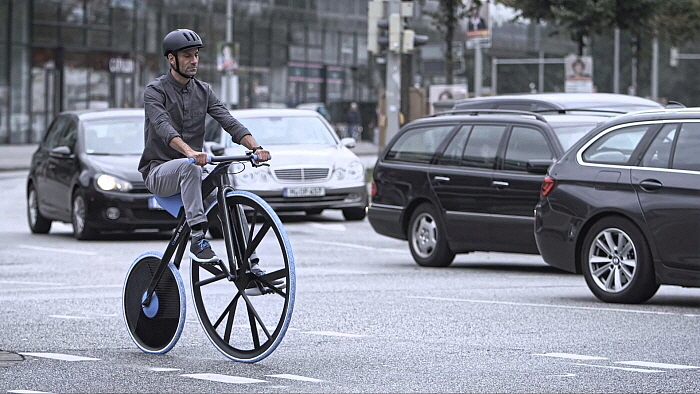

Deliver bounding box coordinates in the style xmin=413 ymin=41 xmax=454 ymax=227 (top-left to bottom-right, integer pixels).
xmin=165 ymin=71 xmax=191 ymax=92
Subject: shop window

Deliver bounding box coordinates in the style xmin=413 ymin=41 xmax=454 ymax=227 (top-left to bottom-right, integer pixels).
xmin=60 ymin=0 xmax=85 ymax=24
xmin=32 ymin=0 xmax=60 ymax=23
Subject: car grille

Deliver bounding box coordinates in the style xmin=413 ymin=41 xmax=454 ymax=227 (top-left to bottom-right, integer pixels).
xmin=130 ymin=181 xmax=150 ymax=194
xmin=274 ymin=167 xmax=330 ymax=182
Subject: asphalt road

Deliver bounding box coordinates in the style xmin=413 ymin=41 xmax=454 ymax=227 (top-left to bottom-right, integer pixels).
xmin=1 ymin=170 xmax=699 ymax=393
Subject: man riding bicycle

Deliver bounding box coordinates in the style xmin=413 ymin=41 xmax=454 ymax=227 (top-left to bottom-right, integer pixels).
xmin=139 ymin=28 xmax=270 ymax=267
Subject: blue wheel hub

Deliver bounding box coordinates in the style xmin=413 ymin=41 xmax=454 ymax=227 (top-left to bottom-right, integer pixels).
xmin=141 ymin=292 xmax=159 ymax=318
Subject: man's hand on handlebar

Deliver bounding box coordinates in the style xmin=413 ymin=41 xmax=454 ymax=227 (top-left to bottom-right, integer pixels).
xmin=253 ymin=148 xmax=271 ymax=162
xmin=188 ymin=151 xmax=210 ymax=166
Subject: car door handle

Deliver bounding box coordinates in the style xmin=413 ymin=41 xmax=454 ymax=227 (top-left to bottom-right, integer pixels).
xmin=433 ymin=176 xmax=450 ymax=182
xmin=492 ymin=180 xmax=509 ymax=187
xmin=639 ymin=179 xmax=663 ymax=191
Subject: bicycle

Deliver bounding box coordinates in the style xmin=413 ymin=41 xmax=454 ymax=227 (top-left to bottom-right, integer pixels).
xmin=122 ymin=152 xmax=295 ymax=363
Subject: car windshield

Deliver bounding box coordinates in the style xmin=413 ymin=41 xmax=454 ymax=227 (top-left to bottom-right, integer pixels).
xmin=549 ymin=120 xmax=603 ymax=150
xmin=83 ymin=117 xmax=144 ymax=155
xmin=228 ymin=115 xmax=337 ymax=146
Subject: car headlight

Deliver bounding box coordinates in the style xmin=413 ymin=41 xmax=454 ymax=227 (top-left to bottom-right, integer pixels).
xmin=335 ymin=161 xmax=364 ymax=180
xmin=96 ymin=174 xmax=133 ymax=192
xmin=234 ymin=167 xmax=272 ymax=184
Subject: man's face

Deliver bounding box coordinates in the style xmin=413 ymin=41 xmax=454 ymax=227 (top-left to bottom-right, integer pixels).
xmin=170 ymin=47 xmax=199 ymax=77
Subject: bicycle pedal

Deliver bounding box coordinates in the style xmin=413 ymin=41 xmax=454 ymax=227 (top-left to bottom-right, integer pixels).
xmin=244 ymin=282 xmax=286 ymax=296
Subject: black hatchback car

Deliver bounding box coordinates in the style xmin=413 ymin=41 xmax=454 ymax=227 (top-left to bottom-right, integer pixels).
xmin=368 ymin=110 xmax=608 ymax=267
xmin=535 ymin=108 xmax=700 ymax=303
xmin=27 ymin=109 xmax=178 ymax=239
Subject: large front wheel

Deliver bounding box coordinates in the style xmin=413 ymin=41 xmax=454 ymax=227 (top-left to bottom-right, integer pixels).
xmin=408 ymin=203 xmax=455 ymax=267
xmin=192 ymin=190 xmax=295 ymax=362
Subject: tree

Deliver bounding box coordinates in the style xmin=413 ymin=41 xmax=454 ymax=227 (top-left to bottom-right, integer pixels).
xmin=419 ymin=0 xmax=481 ymax=85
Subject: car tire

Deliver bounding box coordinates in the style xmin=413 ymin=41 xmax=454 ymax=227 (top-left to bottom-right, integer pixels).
xmin=305 ymin=208 xmax=324 ymax=216
xmin=581 ymin=216 xmax=659 ymax=304
xmin=27 ymin=184 xmax=52 ymax=234
xmin=408 ymin=203 xmax=455 ymax=267
xmin=72 ymin=190 xmax=99 ymax=240
xmin=342 ymin=207 xmax=366 ymax=221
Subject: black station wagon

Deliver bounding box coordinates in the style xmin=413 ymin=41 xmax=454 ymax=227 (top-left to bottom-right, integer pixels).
xmin=535 ymin=108 xmax=700 ymax=303
xmin=368 ymin=110 xmax=607 ymax=267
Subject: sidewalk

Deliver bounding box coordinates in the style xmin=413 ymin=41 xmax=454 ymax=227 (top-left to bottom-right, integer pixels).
xmin=0 ymin=141 xmax=380 ymax=172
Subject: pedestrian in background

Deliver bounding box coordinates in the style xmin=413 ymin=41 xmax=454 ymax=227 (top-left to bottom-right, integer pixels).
xmin=344 ymin=102 xmax=362 ymax=140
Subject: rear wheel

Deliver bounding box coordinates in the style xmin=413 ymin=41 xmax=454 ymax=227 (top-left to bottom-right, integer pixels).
xmin=192 ymin=190 xmax=295 ymax=362
xmin=72 ymin=190 xmax=99 ymax=240
xmin=408 ymin=203 xmax=455 ymax=267
xmin=122 ymin=252 xmax=185 ymax=353
xmin=27 ymin=184 xmax=51 ymax=234
xmin=581 ymin=217 xmax=659 ymax=304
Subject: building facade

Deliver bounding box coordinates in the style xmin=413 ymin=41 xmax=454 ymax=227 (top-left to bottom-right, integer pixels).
xmin=0 ymin=0 xmax=373 ymax=143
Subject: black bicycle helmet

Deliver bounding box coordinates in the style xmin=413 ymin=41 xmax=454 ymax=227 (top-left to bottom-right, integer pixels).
xmin=162 ymin=29 xmax=203 ymax=57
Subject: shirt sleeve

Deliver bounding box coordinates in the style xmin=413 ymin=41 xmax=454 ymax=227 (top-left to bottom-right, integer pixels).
xmin=206 ymin=86 xmax=251 ymax=144
xmin=143 ymin=84 xmax=181 ymax=146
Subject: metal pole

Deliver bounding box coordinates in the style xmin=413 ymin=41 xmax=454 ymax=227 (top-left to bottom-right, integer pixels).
xmin=651 ymin=36 xmax=658 ymax=101
xmin=613 ymin=28 xmax=620 ymax=94
xmin=474 ymin=44 xmax=482 ymax=97
xmin=384 ymin=0 xmax=401 ymax=148
xmin=223 ymin=0 xmax=233 ymax=107
xmin=491 ymin=57 xmax=497 ymax=95
xmin=538 ymin=51 xmax=544 ymax=93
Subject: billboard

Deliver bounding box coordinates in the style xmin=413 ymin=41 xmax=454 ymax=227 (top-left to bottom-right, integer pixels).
xmin=465 ymin=0 xmax=491 ymax=49
xmin=564 ymin=55 xmax=594 ymax=93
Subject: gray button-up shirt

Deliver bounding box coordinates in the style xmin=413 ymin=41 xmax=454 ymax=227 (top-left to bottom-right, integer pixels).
xmin=138 ymin=72 xmax=251 ymax=180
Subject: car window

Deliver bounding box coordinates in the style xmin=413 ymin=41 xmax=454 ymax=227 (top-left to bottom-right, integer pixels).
xmin=43 ymin=116 xmax=70 ymax=150
xmin=61 ymin=120 xmax=78 ymax=149
xmin=671 ymin=122 xmax=700 ymax=172
xmin=386 ymin=125 xmax=454 ymax=164
xmin=640 ymin=123 xmax=678 ymax=168
xmin=83 ymin=117 xmax=145 ymax=155
xmin=440 ymin=125 xmax=472 ymax=166
xmin=503 ymin=126 xmax=553 ymax=171
xmin=462 ymin=124 xmax=507 ymax=169
xmin=582 ymin=124 xmax=651 ymax=165
xmin=550 ymin=122 xmax=601 ymax=150
xmin=229 ymin=115 xmax=337 ymax=146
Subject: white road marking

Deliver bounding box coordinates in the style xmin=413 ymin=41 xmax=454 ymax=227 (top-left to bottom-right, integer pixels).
xmin=267 ymin=374 xmax=324 ymax=382
xmin=309 ymin=223 xmax=346 ymax=232
xmin=573 ymin=363 xmax=664 ymax=373
xmin=616 ymin=361 xmax=700 ymax=369
xmin=0 ymin=284 xmax=122 ymax=293
xmin=547 ymin=373 xmax=577 ymax=378
xmin=410 ymin=296 xmax=693 ymax=316
xmin=18 ymin=245 xmax=98 ymax=256
xmin=49 ymin=315 xmax=89 ymax=320
xmin=303 ymin=239 xmax=404 ymax=253
xmin=181 ymin=373 xmax=266 ymax=384
xmin=149 ymin=367 xmax=181 ymax=372
xmin=20 ymin=353 xmax=100 ymax=362
xmin=535 ymin=353 xmax=608 ymax=361
xmin=302 ymin=330 xmax=365 ymax=338
xmin=8 ymin=390 xmax=54 ymax=394
xmin=0 ymin=280 xmax=64 ymax=286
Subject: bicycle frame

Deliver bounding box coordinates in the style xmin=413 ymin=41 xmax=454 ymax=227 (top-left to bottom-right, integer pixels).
xmin=141 ymin=156 xmax=253 ymax=308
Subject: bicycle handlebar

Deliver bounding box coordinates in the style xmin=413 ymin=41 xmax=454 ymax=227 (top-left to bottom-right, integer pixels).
xmin=188 ymin=153 xmax=267 ymax=164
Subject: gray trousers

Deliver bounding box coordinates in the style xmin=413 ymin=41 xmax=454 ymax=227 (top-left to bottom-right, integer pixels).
xmin=145 ymin=158 xmax=207 ymax=228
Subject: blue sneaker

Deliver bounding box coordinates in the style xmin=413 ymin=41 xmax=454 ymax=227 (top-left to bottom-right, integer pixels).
xmin=189 ymin=235 xmax=219 ymax=263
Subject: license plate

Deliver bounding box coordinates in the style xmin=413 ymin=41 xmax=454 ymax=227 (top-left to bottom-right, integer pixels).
xmin=148 ymin=196 xmax=164 ymax=210
xmin=283 ymin=187 xmax=325 ymax=197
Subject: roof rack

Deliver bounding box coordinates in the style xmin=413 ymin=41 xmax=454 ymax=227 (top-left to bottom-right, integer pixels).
xmin=532 ymin=108 xmax=627 ymax=115
xmin=430 ymin=109 xmax=546 ymax=122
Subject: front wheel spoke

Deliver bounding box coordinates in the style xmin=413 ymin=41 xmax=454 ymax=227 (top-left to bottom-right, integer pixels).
xmin=213 ymin=293 xmax=240 ymax=330
xmin=245 ymin=221 xmax=272 ymax=261
xmin=603 ymin=266 xmax=615 ymax=289
xmin=224 ymin=299 xmax=237 ymax=343
xmin=620 ymin=263 xmax=635 ymax=281
xmin=619 ymin=239 xmax=633 ymax=257
xmin=595 ymin=236 xmax=613 ymax=256
xmin=613 ymin=267 xmax=623 ymax=290
xmin=603 ymin=231 xmax=617 ymax=254
xmin=239 ymin=292 xmax=272 ymax=340
xmin=247 ymin=304 xmax=261 ymax=348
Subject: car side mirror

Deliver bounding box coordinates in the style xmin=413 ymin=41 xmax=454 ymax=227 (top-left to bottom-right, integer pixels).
xmin=341 ymin=137 xmax=356 ymax=149
xmin=205 ymin=142 xmax=226 ymax=156
xmin=526 ymin=159 xmax=554 ymax=175
xmin=49 ymin=145 xmax=74 ymax=159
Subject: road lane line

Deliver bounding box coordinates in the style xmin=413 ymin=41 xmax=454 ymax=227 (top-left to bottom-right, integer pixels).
xmin=0 ymin=280 xmax=64 ymax=286
xmin=149 ymin=367 xmax=181 ymax=372
xmin=309 ymin=223 xmax=346 ymax=232
xmin=303 ymin=239 xmax=404 ymax=253
xmin=0 ymin=284 xmax=122 ymax=293
xmin=181 ymin=374 xmax=266 ymax=384
xmin=49 ymin=315 xmax=90 ymax=320
xmin=535 ymin=353 xmax=608 ymax=360
xmin=20 ymin=353 xmax=100 ymax=361
xmin=8 ymin=390 xmax=54 ymax=394
xmin=409 ymin=296 xmax=693 ymax=316
xmin=616 ymin=361 xmax=700 ymax=369
xmin=573 ymin=363 xmax=664 ymax=373
xmin=266 ymin=374 xmax=324 ymax=382
xmin=18 ymin=245 xmax=98 ymax=256
xmin=301 ymin=331 xmax=366 ymax=338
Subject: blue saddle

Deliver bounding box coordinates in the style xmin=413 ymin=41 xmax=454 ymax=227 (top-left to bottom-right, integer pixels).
xmin=154 ymin=193 xmax=184 ymax=218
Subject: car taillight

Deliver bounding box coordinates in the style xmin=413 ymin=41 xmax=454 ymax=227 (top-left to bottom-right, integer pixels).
xmin=371 ymin=180 xmax=377 ymax=196
xmin=541 ymin=176 xmax=556 ymax=197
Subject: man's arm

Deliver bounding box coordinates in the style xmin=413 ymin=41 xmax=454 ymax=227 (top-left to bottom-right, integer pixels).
xmin=169 ymin=136 xmax=209 ymax=166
